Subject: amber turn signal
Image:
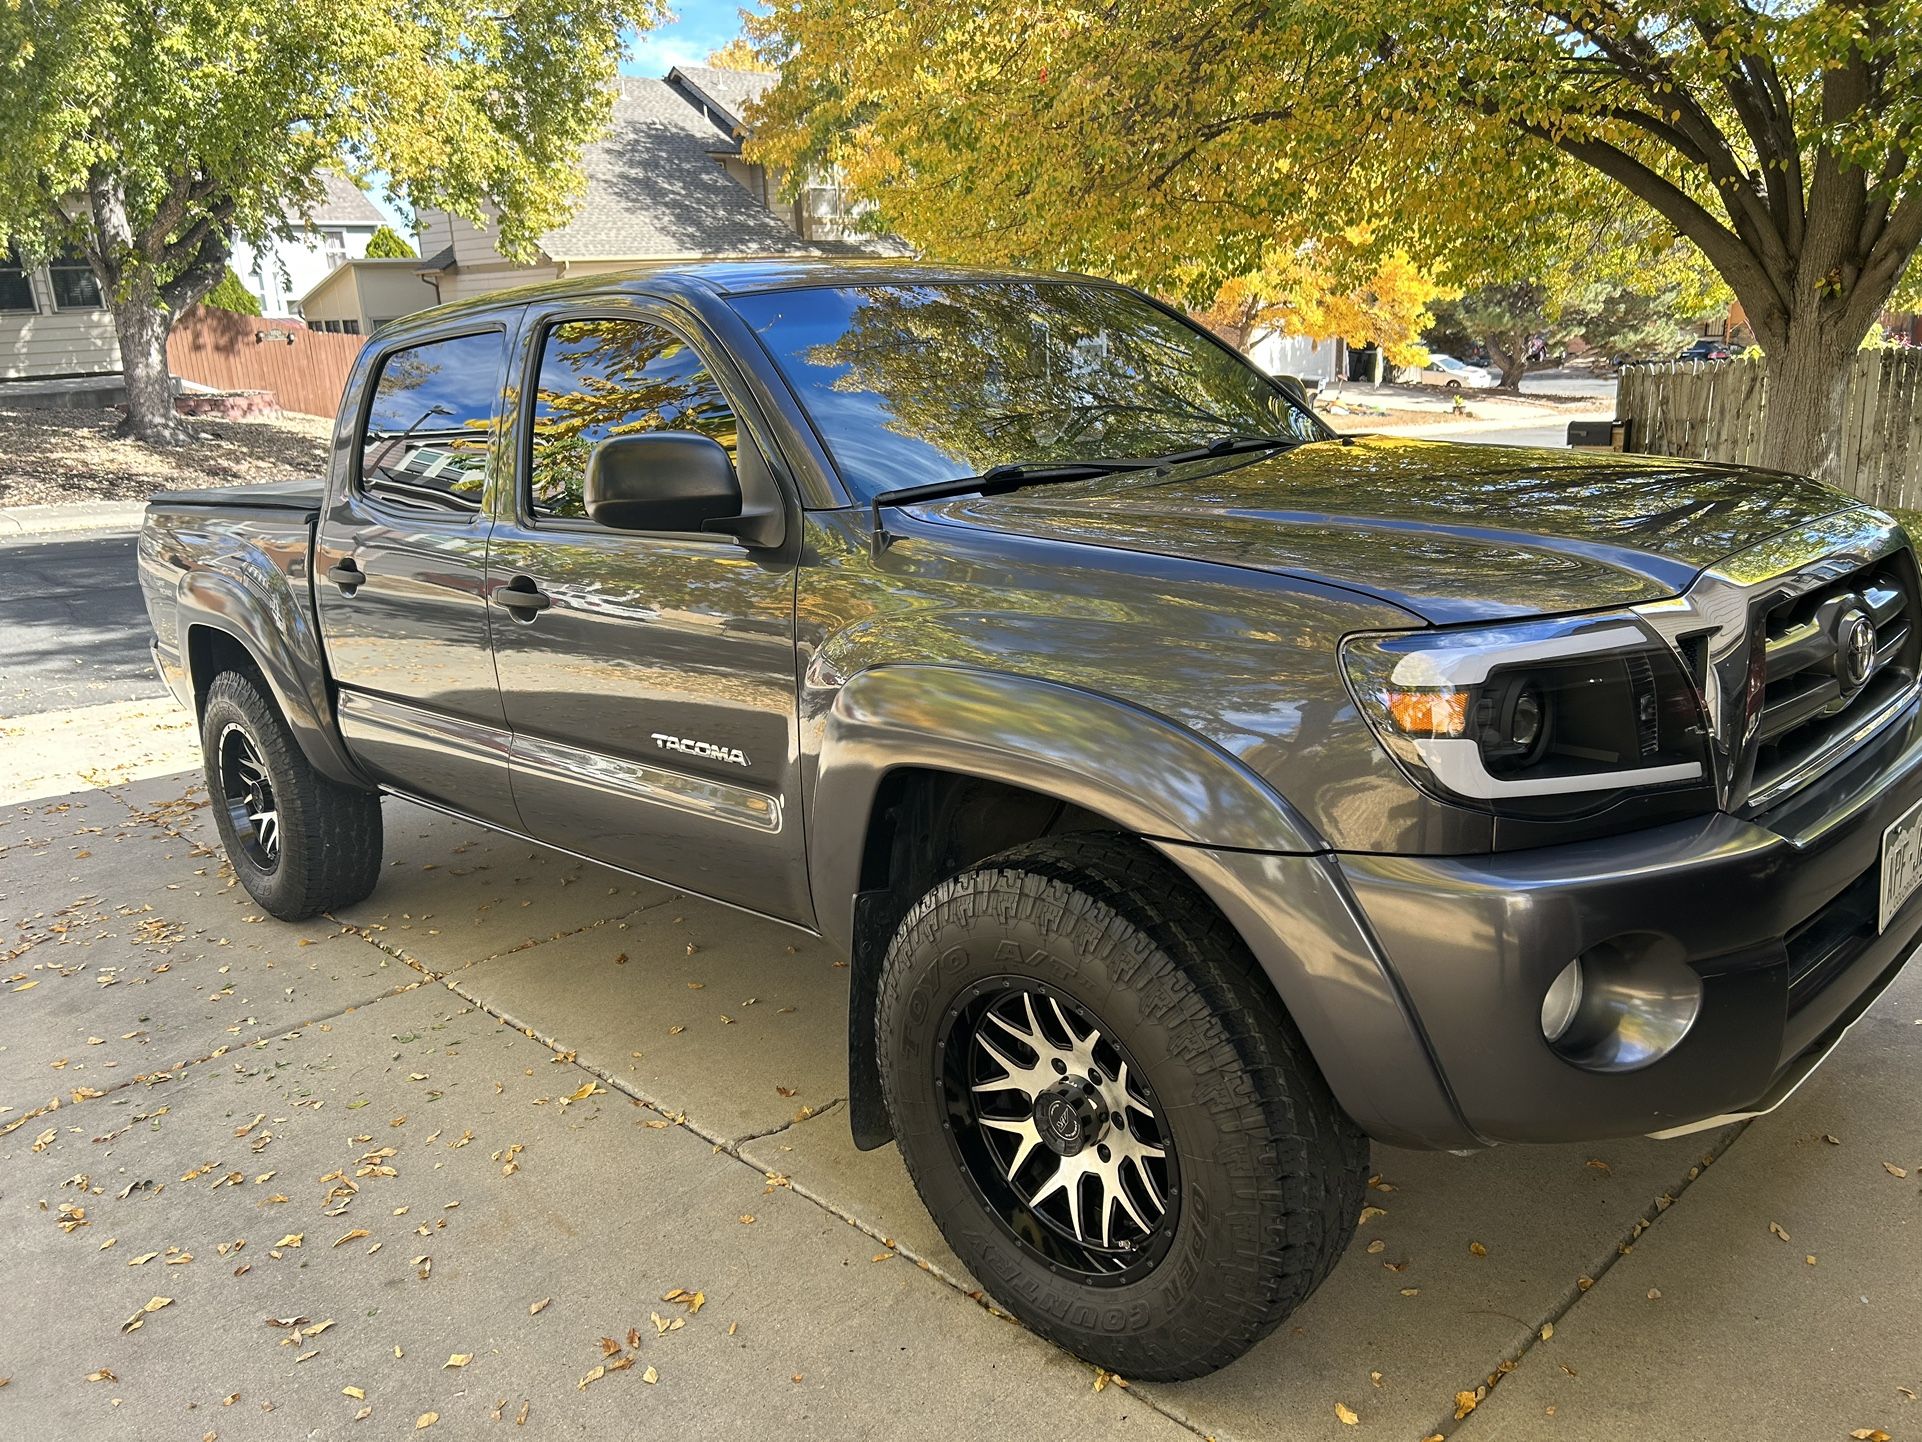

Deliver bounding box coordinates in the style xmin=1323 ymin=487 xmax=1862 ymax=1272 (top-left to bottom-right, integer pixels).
xmin=1384 ymin=687 xmax=1470 ymax=737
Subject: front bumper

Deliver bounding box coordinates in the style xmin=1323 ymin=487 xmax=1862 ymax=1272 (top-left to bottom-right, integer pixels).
xmin=1338 ymin=696 xmax=1922 ymax=1145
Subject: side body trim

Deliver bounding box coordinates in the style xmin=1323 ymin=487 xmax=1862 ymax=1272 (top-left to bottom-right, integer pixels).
xmin=511 ymin=732 xmax=783 ymax=834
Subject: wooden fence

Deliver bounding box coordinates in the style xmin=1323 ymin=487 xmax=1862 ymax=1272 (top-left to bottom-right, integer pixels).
xmin=1617 ymin=349 xmax=1922 ymax=510
xmin=167 ymin=306 xmax=365 ymax=419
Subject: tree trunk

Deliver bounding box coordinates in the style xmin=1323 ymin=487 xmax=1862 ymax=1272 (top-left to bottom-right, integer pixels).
xmin=1758 ymin=315 xmax=1857 ymax=487
xmin=1484 ymin=332 xmax=1528 ymax=391
xmin=112 ymin=296 xmax=193 ymax=446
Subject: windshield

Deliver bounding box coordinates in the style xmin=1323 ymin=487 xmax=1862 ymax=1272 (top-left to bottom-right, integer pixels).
xmin=728 ymin=280 xmax=1328 ymax=501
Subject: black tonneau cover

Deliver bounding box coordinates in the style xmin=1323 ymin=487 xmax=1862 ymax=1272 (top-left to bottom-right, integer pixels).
xmin=147 ymin=478 xmax=325 ymax=513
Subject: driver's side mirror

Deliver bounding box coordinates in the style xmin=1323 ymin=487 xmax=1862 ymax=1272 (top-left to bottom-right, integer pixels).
xmin=583 ymin=432 xmax=784 ymax=548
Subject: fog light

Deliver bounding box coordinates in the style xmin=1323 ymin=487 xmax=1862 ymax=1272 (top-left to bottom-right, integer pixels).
xmin=1540 ymin=959 xmax=1584 ymax=1042
xmin=1541 ymin=934 xmax=1703 ymax=1073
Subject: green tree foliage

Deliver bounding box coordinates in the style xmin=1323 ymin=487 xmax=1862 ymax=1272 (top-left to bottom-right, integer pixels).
xmin=364 ymin=225 xmax=418 ymax=260
xmin=750 ymin=0 xmax=1921 ymax=484
xmin=202 ymin=265 xmax=262 ymax=316
xmin=0 ymin=0 xmax=660 ymax=444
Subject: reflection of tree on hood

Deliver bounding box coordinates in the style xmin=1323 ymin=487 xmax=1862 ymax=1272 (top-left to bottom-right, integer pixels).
xmin=800 ymin=283 xmax=1296 ymax=476
xmin=529 ymin=319 xmax=739 ymax=516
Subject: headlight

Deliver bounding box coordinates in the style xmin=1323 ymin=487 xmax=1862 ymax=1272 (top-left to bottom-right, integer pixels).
xmin=1341 ymin=613 xmax=1711 ymax=813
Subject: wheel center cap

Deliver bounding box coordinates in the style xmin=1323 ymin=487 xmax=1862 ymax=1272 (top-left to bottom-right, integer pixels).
xmin=1033 ymin=1076 xmax=1108 ymax=1157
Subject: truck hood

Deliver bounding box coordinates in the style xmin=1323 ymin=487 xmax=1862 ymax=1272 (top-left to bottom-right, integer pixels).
xmin=923 ymin=436 xmax=1853 ymax=624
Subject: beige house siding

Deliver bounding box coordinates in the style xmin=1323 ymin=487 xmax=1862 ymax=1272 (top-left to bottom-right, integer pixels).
xmin=299 ymin=261 xmax=440 ymax=332
xmin=0 ymin=264 xmax=119 ymax=380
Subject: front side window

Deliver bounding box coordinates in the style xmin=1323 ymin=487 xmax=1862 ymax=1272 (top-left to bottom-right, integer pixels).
xmin=358 ymin=331 xmax=503 ymax=515
xmin=0 ymin=248 xmax=34 ymax=312
xmin=729 ymin=280 xmax=1327 ymax=502
xmin=48 ymin=249 xmax=101 ymax=310
xmin=526 ymin=317 xmax=738 ymax=521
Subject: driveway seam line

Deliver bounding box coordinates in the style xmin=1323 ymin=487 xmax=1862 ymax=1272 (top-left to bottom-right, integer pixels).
xmin=1431 ymin=1119 xmax=1752 ymax=1438
xmin=425 ymin=969 xmax=1213 ymax=1440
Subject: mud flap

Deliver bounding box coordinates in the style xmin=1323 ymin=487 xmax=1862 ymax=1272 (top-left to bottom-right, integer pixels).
xmin=846 ymin=888 xmax=897 ymax=1151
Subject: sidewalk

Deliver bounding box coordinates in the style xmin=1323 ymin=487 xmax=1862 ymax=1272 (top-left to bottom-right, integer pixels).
xmin=3 ymin=701 xmax=1917 ymax=1439
xmin=0 ymin=500 xmax=148 ymax=537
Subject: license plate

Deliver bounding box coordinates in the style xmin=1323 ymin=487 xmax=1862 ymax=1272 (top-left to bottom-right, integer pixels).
xmin=1879 ymin=796 xmax=1922 ymax=932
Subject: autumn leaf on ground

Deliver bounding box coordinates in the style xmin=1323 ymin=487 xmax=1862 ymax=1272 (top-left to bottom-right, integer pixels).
xmin=529 ymin=1298 xmax=551 ymax=1316
xmin=577 ymin=1365 xmax=605 ymax=1391
xmin=642 ymin=1365 xmax=658 ymax=1384
xmin=1849 ymin=1430 xmax=1891 ymax=1442
xmin=1882 ymin=1162 xmax=1908 ymax=1178
xmin=333 ymin=1229 xmax=370 ymax=1248
xmin=1469 ymin=1241 xmax=1488 ymax=1257
xmin=1768 ymin=1221 xmax=1791 ymax=1242
xmin=1455 ymin=1389 xmax=1482 ymax=1420
xmin=444 ymin=1354 xmax=471 ymax=1369
xmin=415 ymin=1413 xmax=438 ymax=1430
xmin=1335 ymin=1402 xmax=1359 ymax=1425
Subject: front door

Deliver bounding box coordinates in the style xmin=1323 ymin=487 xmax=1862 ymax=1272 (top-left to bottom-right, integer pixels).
xmin=315 ymin=324 xmax=520 ymax=826
xmin=486 ymin=305 xmax=809 ymax=922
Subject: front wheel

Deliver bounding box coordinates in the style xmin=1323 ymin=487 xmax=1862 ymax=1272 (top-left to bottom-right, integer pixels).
xmin=200 ymin=670 xmax=383 ymax=920
xmin=877 ymin=835 xmax=1368 ymax=1381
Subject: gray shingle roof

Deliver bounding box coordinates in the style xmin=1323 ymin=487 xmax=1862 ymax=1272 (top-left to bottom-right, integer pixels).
xmin=538 ymin=77 xmax=822 ymax=261
xmin=667 ymin=65 xmax=776 ymax=133
xmin=308 ymin=172 xmax=387 ymax=228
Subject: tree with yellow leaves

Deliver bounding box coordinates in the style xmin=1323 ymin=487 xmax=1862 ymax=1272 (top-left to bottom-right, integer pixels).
xmin=747 ymin=0 xmax=1921 ymax=485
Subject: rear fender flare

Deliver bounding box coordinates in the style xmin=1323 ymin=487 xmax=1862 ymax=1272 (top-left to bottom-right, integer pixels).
xmin=178 ymin=569 xmax=370 ymax=789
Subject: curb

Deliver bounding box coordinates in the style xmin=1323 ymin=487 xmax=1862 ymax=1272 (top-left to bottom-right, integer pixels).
xmin=0 ymin=500 xmax=148 ymax=538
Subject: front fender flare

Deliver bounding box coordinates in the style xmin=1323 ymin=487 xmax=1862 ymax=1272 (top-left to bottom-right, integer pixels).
xmin=808 ymin=663 xmax=1320 ymax=952
xmin=177 ymin=568 xmax=370 ymax=790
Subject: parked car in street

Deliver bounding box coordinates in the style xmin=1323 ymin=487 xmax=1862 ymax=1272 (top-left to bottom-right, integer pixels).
xmin=1677 ymin=338 xmax=1735 ymax=362
xmin=139 ymin=260 xmax=1922 ymax=1383
xmin=1409 ymin=352 xmax=1498 ymax=388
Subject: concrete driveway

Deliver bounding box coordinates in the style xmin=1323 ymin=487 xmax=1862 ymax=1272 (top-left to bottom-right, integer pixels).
xmin=3 ymin=700 xmax=1918 ymax=1441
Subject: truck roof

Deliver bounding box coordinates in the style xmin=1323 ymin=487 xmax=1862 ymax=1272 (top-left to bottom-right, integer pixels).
xmin=407 ymin=257 xmax=1107 ymax=327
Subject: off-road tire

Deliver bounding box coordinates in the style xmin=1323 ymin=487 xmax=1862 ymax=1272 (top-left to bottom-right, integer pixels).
xmin=877 ymin=833 xmax=1369 ymax=1381
xmin=200 ymin=670 xmax=383 ymax=920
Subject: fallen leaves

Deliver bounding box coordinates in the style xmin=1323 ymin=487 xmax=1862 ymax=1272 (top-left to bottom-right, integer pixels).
xmin=1469 ymin=1241 xmax=1488 ymax=1257
xmin=1849 ymin=1431 xmax=1892 ymax=1442
xmin=1454 ymin=1388 xmax=1482 ymax=1420
xmin=121 ymin=1295 xmax=173 ymax=1333
xmin=415 ymin=1413 xmax=438 ymax=1430
xmin=1768 ymin=1221 xmax=1792 ymax=1243
xmin=529 ymin=1298 xmax=551 ymax=1316
xmin=445 ymin=1354 xmax=472 ymax=1370
xmin=1335 ymin=1402 xmax=1359 ymax=1425
xmin=1883 ymin=1162 xmax=1908 ymax=1179
xmin=332 ymin=1229 xmax=370 ymax=1248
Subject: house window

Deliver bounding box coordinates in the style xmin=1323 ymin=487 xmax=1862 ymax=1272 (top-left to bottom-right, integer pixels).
xmin=322 ymin=230 xmax=347 ymax=268
xmin=0 ymin=248 xmax=34 ymax=312
xmin=48 ymin=249 xmax=102 ymax=310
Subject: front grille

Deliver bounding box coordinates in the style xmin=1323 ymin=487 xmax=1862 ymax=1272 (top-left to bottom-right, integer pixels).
xmin=1749 ymin=556 xmax=1919 ymax=801
xmin=1783 ymin=864 xmax=1878 ymax=1008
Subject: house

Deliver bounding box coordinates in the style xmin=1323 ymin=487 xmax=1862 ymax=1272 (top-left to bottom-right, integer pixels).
xmin=231 ymin=173 xmax=391 ymax=318
xmin=1 ymin=172 xmax=391 ymax=386
xmin=0 ymin=243 xmax=116 ymax=382
xmin=413 ymin=70 xmax=874 ymax=303
xmin=295 ymin=258 xmax=441 ymax=336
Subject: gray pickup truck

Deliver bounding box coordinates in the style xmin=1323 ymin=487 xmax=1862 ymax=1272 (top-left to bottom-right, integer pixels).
xmin=140 ymin=260 xmax=1922 ymax=1380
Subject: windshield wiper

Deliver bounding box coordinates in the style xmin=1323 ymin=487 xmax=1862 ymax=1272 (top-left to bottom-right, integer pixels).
xmin=868 ymin=457 xmax=1165 ymax=555
xmin=1152 ymin=432 xmax=1304 ymax=466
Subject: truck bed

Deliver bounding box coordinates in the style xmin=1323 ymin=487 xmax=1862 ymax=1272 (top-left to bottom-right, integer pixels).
xmin=146 ymin=477 xmax=326 ymax=513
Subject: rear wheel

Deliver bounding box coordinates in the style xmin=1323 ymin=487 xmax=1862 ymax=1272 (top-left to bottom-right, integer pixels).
xmin=200 ymin=670 xmax=383 ymax=920
xmin=877 ymin=834 xmax=1368 ymax=1381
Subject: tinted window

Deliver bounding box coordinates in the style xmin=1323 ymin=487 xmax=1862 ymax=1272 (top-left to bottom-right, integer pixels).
xmin=526 ymin=317 xmax=738 ymax=521
xmin=0 ymin=249 xmax=33 ymax=312
xmin=359 ymin=332 xmax=502 ymax=515
xmin=730 ymin=281 xmax=1326 ymax=501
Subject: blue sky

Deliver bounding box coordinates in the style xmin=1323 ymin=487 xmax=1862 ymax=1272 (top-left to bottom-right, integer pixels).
xmin=623 ymin=0 xmax=758 ymax=77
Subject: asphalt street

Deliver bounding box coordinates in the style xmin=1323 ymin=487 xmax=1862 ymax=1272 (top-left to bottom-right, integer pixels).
xmin=0 ymin=530 xmax=161 ymax=716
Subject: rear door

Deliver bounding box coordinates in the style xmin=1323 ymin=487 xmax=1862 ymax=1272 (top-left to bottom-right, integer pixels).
xmin=316 ymin=323 xmax=521 ymax=825
xmin=485 ymin=301 xmax=809 ymax=921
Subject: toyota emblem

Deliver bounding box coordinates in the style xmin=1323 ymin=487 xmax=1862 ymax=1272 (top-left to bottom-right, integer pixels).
xmin=1839 ymin=610 xmax=1877 ymax=690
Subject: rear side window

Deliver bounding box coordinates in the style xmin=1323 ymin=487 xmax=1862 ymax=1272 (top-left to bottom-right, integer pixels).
xmin=526 ymin=317 xmax=738 ymax=521
xmin=359 ymin=331 xmax=503 ymax=515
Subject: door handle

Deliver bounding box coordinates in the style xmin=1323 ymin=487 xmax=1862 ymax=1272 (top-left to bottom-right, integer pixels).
xmin=324 ymin=559 xmax=365 ymax=594
xmin=494 ymin=577 xmax=552 ymax=619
